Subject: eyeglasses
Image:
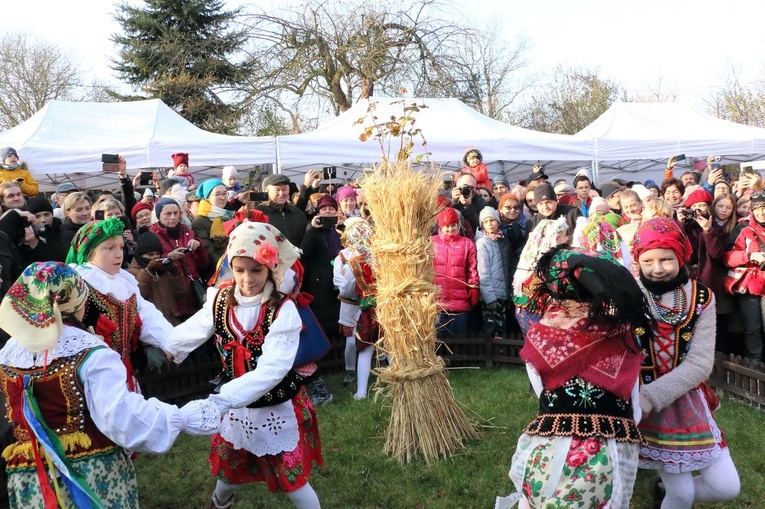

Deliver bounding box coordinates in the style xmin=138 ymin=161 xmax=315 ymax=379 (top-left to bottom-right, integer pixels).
xmin=210 ymin=192 xmax=228 ymax=198
xmin=506 ymin=206 xmax=521 ymax=211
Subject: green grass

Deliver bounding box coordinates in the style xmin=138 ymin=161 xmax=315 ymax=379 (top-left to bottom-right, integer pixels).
xmin=134 ymin=367 xmax=765 ymax=508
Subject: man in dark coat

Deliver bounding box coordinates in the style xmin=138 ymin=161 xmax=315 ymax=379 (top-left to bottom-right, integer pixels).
xmin=528 ymin=183 xmax=581 ymax=239
xmin=256 ymin=174 xmax=309 ymax=247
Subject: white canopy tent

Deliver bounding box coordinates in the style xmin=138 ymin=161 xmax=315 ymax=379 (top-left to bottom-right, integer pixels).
xmin=276 ymin=97 xmax=593 ymax=183
xmin=0 ymin=99 xmax=275 ymax=190
xmin=574 ymin=102 xmax=765 ymax=184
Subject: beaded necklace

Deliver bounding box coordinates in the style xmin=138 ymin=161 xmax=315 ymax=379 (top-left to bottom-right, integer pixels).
xmin=648 ymin=286 xmax=687 ymax=325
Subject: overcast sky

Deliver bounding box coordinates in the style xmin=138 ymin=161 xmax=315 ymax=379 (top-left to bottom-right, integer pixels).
xmin=8 ymin=0 xmax=765 ymax=108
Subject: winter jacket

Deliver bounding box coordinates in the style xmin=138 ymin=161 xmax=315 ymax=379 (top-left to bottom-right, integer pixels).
xmin=128 ymin=258 xmax=187 ymax=326
xmin=148 ymin=222 xmax=209 ymax=316
xmin=432 ymin=231 xmax=478 ymax=312
xmin=0 ymin=163 xmax=38 ymax=197
xmin=191 ymin=214 xmax=228 ymax=271
xmin=460 ymin=162 xmax=491 ymax=190
xmin=475 ymin=231 xmax=510 ymax=304
xmin=59 ymin=219 xmax=85 ymax=255
xmin=723 ymin=214 xmax=765 ymax=295
xmin=691 ymin=222 xmax=729 ymax=297
xmin=255 ymin=201 xmax=308 ymax=247
xmin=300 ymin=224 xmax=341 ymax=335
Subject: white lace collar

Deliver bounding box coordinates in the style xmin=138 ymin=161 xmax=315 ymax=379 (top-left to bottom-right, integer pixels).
xmin=0 ymin=326 xmax=107 ymax=368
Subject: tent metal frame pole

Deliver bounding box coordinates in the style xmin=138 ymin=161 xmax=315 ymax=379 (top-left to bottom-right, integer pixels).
xmin=275 ymin=137 xmax=282 ymax=174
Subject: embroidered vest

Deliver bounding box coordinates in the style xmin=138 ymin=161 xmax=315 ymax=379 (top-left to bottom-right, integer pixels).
xmin=212 ymin=287 xmax=303 ymax=408
xmin=524 ymin=376 xmax=643 ymax=444
xmin=0 ymin=348 xmax=119 ymax=471
xmin=635 ymin=280 xmax=711 ymax=385
xmin=82 ymin=283 xmax=142 ymax=360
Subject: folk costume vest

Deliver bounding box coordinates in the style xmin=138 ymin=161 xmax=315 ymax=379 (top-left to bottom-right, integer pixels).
xmin=212 ymin=286 xmax=303 ymax=408
xmin=82 ymin=282 xmax=143 ymax=391
xmin=635 ymin=280 xmax=711 ymax=384
xmin=0 ymin=347 xmax=118 ymax=471
xmin=521 ymin=302 xmax=644 ymax=444
xmin=348 ymin=255 xmax=379 ymax=345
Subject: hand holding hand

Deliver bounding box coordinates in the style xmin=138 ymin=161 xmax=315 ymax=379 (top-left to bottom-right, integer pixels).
xmin=639 ymin=394 xmax=653 ymax=416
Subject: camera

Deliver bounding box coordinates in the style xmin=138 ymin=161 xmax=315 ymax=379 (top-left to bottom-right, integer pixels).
xmin=679 ymin=208 xmax=696 ymax=220
xmin=317 ymin=215 xmax=338 ymax=227
xmin=180 ymin=247 xmax=192 ymax=253
xmin=460 ymin=185 xmax=474 ymax=198
xmin=161 ymin=258 xmax=173 ymax=266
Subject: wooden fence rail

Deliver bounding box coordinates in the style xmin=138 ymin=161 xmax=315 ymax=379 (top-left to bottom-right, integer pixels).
xmin=138 ymin=333 xmax=765 ymax=410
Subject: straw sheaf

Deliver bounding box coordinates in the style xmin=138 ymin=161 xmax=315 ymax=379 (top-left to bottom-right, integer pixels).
xmin=363 ymin=159 xmax=477 ymax=465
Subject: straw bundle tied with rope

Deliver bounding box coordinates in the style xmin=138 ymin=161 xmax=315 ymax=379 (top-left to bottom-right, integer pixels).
xmin=364 ymin=159 xmax=478 ymax=465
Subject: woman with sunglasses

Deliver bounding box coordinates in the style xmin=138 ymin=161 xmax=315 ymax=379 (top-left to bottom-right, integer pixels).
xmin=498 ymin=193 xmax=527 ymax=334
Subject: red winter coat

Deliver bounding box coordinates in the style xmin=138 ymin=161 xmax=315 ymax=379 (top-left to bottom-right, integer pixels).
xmin=460 ymin=162 xmax=491 ymax=190
xmin=149 ymin=222 xmax=210 ymax=315
xmin=432 ymin=231 xmax=478 ymax=312
xmin=723 ymin=215 xmax=765 ymax=295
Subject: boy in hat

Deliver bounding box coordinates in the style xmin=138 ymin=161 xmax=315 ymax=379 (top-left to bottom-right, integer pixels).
xmin=0 ymin=146 xmax=38 ymax=197
xmin=476 ymin=206 xmax=510 ymax=339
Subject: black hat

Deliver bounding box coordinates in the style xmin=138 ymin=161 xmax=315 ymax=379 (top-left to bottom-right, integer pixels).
xmin=533 ymin=183 xmax=557 ymax=203
xmin=261 ymin=174 xmax=291 ymax=191
xmin=601 ymin=182 xmax=621 ymax=200
xmin=526 ymin=170 xmax=549 ymax=185
xmin=26 ymin=195 xmax=53 ymax=215
xmin=159 ymin=177 xmax=183 ymax=195
xmin=135 ymin=231 xmax=164 ymax=257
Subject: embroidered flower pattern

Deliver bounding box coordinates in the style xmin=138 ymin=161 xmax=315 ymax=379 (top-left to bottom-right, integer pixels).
xmin=262 ymin=411 xmax=287 ymax=435
xmin=564 ymin=378 xmax=604 ymax=408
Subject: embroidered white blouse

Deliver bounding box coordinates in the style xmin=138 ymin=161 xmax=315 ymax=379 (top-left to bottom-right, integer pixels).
xmin=167 ymin=284 xmax=304 ymax=456
xmin=0 ymin=327 xmax=219 ymax=453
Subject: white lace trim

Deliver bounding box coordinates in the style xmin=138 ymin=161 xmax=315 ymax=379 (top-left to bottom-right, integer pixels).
xmin=218 ymin=400 xmax=299 ymax=456
xmin=0 ymin=327 xmax=106 ymax=368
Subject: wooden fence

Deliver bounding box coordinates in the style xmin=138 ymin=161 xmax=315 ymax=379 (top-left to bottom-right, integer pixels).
xmin=138 ymin=333 xmax=765 ymax=410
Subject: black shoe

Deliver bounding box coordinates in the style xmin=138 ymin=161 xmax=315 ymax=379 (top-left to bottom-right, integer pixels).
xmin=308 ymin=376 xmax=333 ymax=406
xmin=342 ymin=370 xmax=356 ymax=386
xmin=649 ymin=475 xmax=665 ymax=509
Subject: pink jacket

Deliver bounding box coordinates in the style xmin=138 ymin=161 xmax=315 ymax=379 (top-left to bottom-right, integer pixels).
xmin=432 ymin=231 xmax=478 ymax=312
xmin=723 ymin=215 xmax=765 ymax=295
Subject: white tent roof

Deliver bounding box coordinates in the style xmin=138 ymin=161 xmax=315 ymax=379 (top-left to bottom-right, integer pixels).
xmin=574 ymin=102 xmax=765 ymax=182
xmin=276 ymin=97 xmax=592 ymax=181
xmin=0 ymin=99 xmax=275 ymax=190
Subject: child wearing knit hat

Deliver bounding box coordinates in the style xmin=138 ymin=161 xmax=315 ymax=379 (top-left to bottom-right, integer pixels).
xmin=168 ymin=153 xmax=196 ymax=191
xmin=0 ymin=146 xmax=39 ymax=197
xmin=221 ymin=165 xmax=242 ymax=199
xmin=475 ymin=206 xmax=510 ymax=339
xmin=432 ymin=207 xmax=478 ymax=337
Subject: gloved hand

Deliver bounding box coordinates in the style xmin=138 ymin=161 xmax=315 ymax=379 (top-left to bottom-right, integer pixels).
xmin=485 ymin=300 xmax=499 ymax=312
xmin=469 ymin=288 xmax=480 ymax=307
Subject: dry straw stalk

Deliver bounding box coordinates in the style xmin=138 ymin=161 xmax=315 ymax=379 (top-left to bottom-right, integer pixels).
xmin=365 ymin=159 xmax=477 ymax=465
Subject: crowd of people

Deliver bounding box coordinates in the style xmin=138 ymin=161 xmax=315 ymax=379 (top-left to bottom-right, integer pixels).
xmin=0 ymin=143 xmax=754 ymax=508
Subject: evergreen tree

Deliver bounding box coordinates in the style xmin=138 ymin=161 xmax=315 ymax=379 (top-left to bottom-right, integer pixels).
xmin=111 ymin=0 xmax=250 ymax=133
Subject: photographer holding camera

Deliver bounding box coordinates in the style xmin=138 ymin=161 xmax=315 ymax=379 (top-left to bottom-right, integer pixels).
xmin=678 ymin=189 xmax=727 ymax=283
xmin=450 ymin=172 xmax=487 ymax=238
xmin=128 ymin=231 xmax=187 ymax=326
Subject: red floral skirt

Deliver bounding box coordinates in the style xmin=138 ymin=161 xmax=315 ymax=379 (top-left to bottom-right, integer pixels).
xmin=209 ymin=387 xmax=323 ymax=492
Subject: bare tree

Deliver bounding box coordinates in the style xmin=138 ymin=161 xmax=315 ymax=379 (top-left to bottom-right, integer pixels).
xmin=0 ymin=33 xmax=83 ymax=129
xmin=238 ymin=0 xmax=532 ymax=122
xmin=705 ymin=66 xmax=765 ymax=127
xmin=510 ymin=65 xmax=624 ymax=134
xmin=628 ymin=72 xmax=680 ymax=103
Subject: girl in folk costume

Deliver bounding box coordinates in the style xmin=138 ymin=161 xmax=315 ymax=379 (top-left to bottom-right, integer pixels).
xmin=512 ymin=217 xmax=568 ymax=337
xmin=66 ymin=218 xmax=173 ymax=392
xmin=335 ymin=218 xmax=378 ymax=400
xmin=165 ymin=222 xmax=323 ymax=509
xmin=496 ymin=247 xmax=652 ymax=509
xmin=0 ymin=262 xmax=220 ymax=509
xmin=333 ymin=218 xmax=363 ymax=388
xmin=572 ymin=201 xmax=632 ymax=269
xmin=632 ymin=217 xmax=740 ymax=509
